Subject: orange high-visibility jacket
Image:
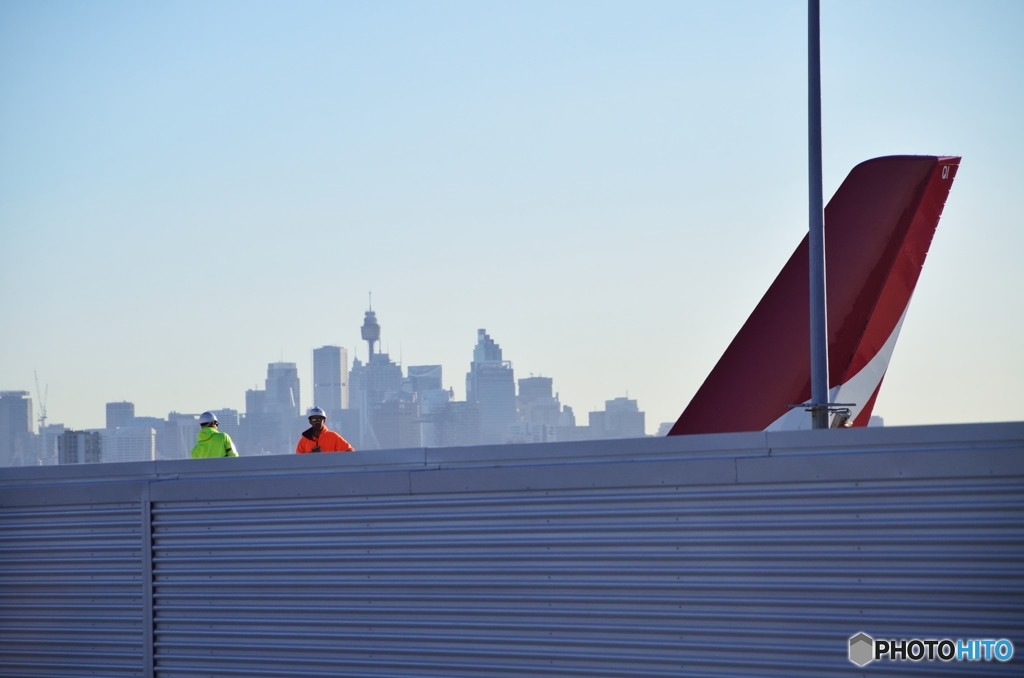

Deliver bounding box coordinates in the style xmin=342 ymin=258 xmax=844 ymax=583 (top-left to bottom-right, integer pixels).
xmin=295 ymin=425 xmax=355 ymax=453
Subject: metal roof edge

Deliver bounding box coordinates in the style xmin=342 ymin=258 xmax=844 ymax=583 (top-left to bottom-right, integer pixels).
xmin=1 ymin=422 xmax=1020 ymax=502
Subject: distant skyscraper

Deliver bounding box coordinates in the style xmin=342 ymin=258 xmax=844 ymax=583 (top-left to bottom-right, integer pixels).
xmin=514 ymin=376 xmax=563 ymax=443
xmin=265 ymin=362 xmax=300 ymax=417
xmin=38 ymin=423 xmax=66 ymax=466
xmin=605 ymin=397 xmax=645 ymax=437
xmin=242 ymin=389 xmax=272 ymax=455
xmin=518 ymin=376 xmax=553 ymax=404
xmin=432 ymin=400 xmax=481 ymax=448
xmin=313 ymin=346 xmax=349 ymax=411
xmin=417 ymin=387 xmax=452 ymax=447
xmin=405 ymin=365 xmax=442 ymax=395
xmin=212 ymin=409 xmax=242 ymax=445
xmin=466 ymin=330 xmax=517 ymax=445
xmin=103 ymin=426 xmax=156 ymax=463
xmin=350 ymin=353 xmax=403 ymax=408
xmin=0 ymin=391 xmax=34 ymax=467
xmin=58 ymin=430 xmax=102 ymax=464
xmin=106 ymin=401 xmax=134 ymax=430
xmin=129 ymin=417 xmax=165 ymax=435
xmin=513 ymin=376 xmax=580 ymax=444
xmin=403 ymin=366 xmax=446 ymax=447
xmin=240 ymin=362 xmax=300 ymax=456
xmin=161 ymin=413 xmax=198 ymax=460
xmin=370 ymin=400 xmax=419 ymax=450
xmin=588 ymin=397 xmax=646 ymax=439
xmin=245 ymin=389 xmax=266 ymax=416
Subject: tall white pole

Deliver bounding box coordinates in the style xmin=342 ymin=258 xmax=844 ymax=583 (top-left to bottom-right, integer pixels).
xmin=808 ymin=0 xmax=830 ymax=429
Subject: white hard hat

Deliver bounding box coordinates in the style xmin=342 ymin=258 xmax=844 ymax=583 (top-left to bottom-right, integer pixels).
xmin=198 ymin=411 xmax=218 ymax=425
xmin=307 ymin=407 xmax=326 ymax=419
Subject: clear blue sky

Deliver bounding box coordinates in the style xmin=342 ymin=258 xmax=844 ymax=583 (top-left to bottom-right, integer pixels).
xmin=1 ymin=1 xmax=1022 ymax=432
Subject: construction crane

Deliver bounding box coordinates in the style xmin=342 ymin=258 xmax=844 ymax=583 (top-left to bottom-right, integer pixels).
xmin=34 ymin=371 xmax=48 ymax=430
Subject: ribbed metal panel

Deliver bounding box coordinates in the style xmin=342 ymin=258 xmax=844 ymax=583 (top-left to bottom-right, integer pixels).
xmin=0 ymin=502 xmax=145 ymax=677
xmin=150 ymin=477 xmax=1023 ymax=677
xmin=2 ymin=423 xmax=1021 ymax=677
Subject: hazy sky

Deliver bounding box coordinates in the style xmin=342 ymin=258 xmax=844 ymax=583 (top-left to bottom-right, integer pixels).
xmin=1 ymin=1 xmax=1022 ymax=433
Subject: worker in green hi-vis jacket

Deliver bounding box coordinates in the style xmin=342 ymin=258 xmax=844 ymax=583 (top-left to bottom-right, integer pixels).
xmin=190 ymin=411 xmax=239 ymax=458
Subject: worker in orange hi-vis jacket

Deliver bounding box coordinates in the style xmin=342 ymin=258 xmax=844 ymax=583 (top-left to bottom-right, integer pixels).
xmin=295 ymin=407 xmax=355 ymax=453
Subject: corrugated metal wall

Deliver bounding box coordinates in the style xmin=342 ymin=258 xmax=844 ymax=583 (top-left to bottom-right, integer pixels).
xmin=148 ymin=480 xmax=1023 ymax=677
xmin=0 ymin=501 xmax=146 ymax=677
xmin=2 ymin=422 xmax=1022 ymax=677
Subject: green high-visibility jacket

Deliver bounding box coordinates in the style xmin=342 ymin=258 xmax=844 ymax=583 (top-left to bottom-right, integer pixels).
xmin=190 ymin=427 xmax=238 ymax=458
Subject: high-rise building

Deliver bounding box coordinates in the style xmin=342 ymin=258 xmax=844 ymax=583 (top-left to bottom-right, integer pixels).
xmin=0 ymin=391 xmax=34 ymax=467
xmin=58 ymin=430 xmax=102 ymax=464
xmin=329 ymin=409 xmax=362 ymax=450
xmin=38 ymin=423 xmax=66 ymax=466
xmin=466 ymin=330 xmax=516 ymax=445
xmin=106 ymin=401 xmax=135 ymax=430
xmin=512 ymin=376 xmax=562 ymax=444
xmin=417 ymin=387 xmax=452 ymax=447
xmin=349 ymin=352 xmax=404 ymax=450
xmin=400 ymin=365 xmax=445 ymax=447
xmin=265 ymin=362 xmax=300 ymax=417
xmin=313 ymin=346 xmax=349 ymax=411
xmin=238 ymin=362 xmax=302 ymax=456
xmin=241 ymin=389 xmax=273 ymax=455
xmin=103 ymin=426 xmax=156 ymax=464
xmin=160 ymin=413 xmax=198 ymax=460
xmin=518 ymin=376 xmax=553 ymax=404
xmin=557 ymin=405 xmax=576 ymax=431
xmin=130 ymin=416 xmax=165 ymax=431
xmin=245 ymin=389 xmax=266 ymax=416
xmin=212 ymin=409 xmax=242 ymax=446
xmin=405 ymin=365 xmax=442 ymax=395
xmin=588 ymin=397 xmax=646 ymax=439
xmin=350 ymin=354 xmax=403 ymax=408
xmin=432 ymin=401 xmax=481 ymax=448
xmin=244 ymin=362 xmax=302 ymax=454
xmin=518 ymin=377 xmax=561 ymax=426
xmin=370 ymin=400 xmax=420 ymax=450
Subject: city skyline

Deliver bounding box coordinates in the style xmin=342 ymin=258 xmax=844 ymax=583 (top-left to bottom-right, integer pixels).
xmin=1 ymin=317 xmax=655 ymax=466
xmin=2 ymin=2 xmax=1022 ymax=433
xmin=6 ymin=316 xmax=647 ymax=436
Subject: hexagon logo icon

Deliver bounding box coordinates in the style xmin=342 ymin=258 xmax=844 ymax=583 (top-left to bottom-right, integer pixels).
xmin=849 ymin=633 xmax=874 ymax=666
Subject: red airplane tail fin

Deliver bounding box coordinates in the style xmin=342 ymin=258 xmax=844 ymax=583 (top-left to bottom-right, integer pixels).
xmin=669 ymin=155 xmax=960 ymax=435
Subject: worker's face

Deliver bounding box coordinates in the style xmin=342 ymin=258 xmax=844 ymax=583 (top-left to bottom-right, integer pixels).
xmin=309 ymin=417 xmax=324 ymax=431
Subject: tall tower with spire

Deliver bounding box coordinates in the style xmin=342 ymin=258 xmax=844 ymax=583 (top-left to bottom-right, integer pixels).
xmin=349 ymin=302 xmax=403 ymax=449
xmin=360 ymin=301 xmax=381 ymax=358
